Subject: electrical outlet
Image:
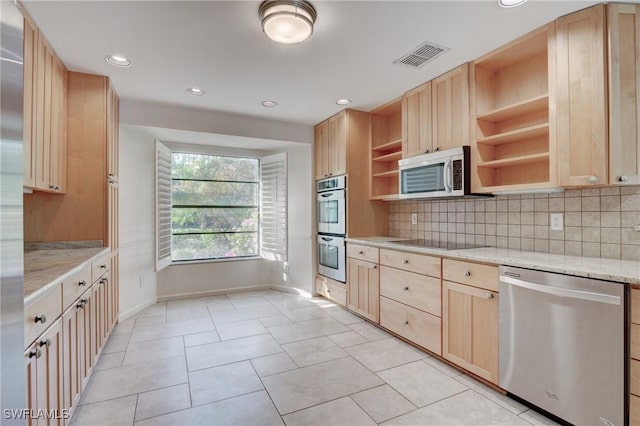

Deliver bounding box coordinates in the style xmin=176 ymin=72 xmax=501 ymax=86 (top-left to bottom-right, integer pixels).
xmin=411 ymin=213 xmax=418 ymax=225
xmin=550 ymin=213 xmax=563 ymax=231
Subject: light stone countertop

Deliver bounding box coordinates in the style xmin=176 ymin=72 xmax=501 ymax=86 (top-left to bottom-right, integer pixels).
xmin=347 ymin=237 xmax=640 ymax=285
xmin=24 ymin=247 xmax=110 ymax=306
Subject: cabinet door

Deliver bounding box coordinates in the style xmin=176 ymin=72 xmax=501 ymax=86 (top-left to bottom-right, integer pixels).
xmin=442 ymin=280 xmax=499 ymax=384
xmin=33 ymin=30 xmax=49 ymax=191
xmin=608 ymin=3 xmax=640 ymax=186
xmin=23 ymin=18 xmax=37 ymax=188
xmin=92 ymin=279 xmax=107 ymax=357
xmin=432 ymin=63 xmax=470 ymax=152
xmin=108 ymin=183 xmax=119 ymax=250
xmin=109 ymin=254 xmax=119 ymax=332
xmin=37 ymin=319 xmax=64 ymax=426
xmin=62 ymin=302 xmax=85 ymax=417
xmin=107 ymin=81 xmax=119 ymax=182
xmin=347 ymin=258 xmax=379 ymax=323
xmin=557 ymin=5 xmax=608 ymax=187
xmin=79 ymin=291 xmax=94 ymax=383
xmin=402 ymin=82 xmax=433 ymax=158
xmin=328 ymin=112 xmax=347 ymax=177
xmin=25 ymin=345 xmax=39 ymax=426
xmin=314 ymin=120 xmax=329 ymax=180
xmin=49 ymin=55 xmax=66 ymax=193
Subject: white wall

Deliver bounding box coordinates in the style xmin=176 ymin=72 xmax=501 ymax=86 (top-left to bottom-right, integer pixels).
xmin=117 ymin=124 xmax=313 ymax=307
xmin=118 ymin=124 xmax=158 ymax=319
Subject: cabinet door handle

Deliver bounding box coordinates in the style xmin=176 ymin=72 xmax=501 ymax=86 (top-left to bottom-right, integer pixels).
xmin=485 ymin=293 xmax=493 ymax=300
xmin=54 ymin=186 xmax=60 ymax=191
xmin=38 ymin=338 xmax=51 ymax=348
xmin=403 ymin=286 xmax=409 ymax=291
xmin=588 ymin=176 xmax=599 ymax=184
xmin=78 ymin=280 xmax=87 ymax=287
xmin=404 ymin=259 xmax=409 ymax=264
xmin=100 ymin=278 xmax=108 ymax=285
xmin=49 ymin=185 xmax=55 ymax=189
xmin=34 ymin=314 xmax=47 ymax=324
xmin=28 ymin=349 xmax=41 ymax=359
xmin=464 ymin=271 xmax=471 ymax=277
xmin=618 ymin=176 xmax=629 ymax=182
xmin=326 ymin=289 xmax=331 ymax=293
xmin=404 ymin=320 xmax=409 ymax=325
xmin=359 ymin=251 xmax=364 ymax=255
xmin=434 ymin=147 xmax=439 ymax=152
xmin=372 ymin=265 xmax=377 ymax=269
xmin=100 ymin=264 xmax=107 ymax=269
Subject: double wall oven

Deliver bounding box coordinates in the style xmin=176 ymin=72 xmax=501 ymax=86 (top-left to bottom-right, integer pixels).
xmin=317 ymin=176 xmax=346 ymax=282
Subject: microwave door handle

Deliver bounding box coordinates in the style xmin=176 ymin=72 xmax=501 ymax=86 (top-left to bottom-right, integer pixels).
xmin=443 ymin=159 xmax=453 ymax=193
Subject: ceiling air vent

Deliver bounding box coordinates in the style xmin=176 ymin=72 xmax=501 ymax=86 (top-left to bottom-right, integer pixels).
xmin=394 ymin=41 xmax=449 ymax=69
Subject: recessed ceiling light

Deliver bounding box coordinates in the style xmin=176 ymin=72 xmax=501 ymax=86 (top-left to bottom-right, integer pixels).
xmin=499 ymin=0 xmax=528 ymax=7
xmin=186 ymin=87 xmax=206 ymax=96
xmin=105 ymin=55 xmax=131 ymax=68
xmin=262 ymin=100 xmax=278 ymax=107
xmin=336 ymin=99 xmax=351 ymax=106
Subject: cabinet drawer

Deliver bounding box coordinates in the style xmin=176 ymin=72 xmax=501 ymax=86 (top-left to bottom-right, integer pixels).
xmin=380 ymin=266 xmax=441 ymax=317
xmin=632 ymin=394 xmax=640 ymax=426
xmin=91 ymin=252 xmax=110 ymax=283
xmin=347 ymin=244 xmax=379 ymax=263
xmin=24 ymin=286 xmax=62 ymax=348
xmin=632 ymin=288 xmax=640 ymax=324
xmin=632 ymin=359 xmax=640 ymax=397
xmin=62 ymin=265 xmax=91 ymax=310
xmin=380 ymin=249 xmax=441 ymax=277
xmin=316 ymin=277 xmax=347 ymax=307
xmin=442 ymin=259 xmax=498 ymax=292
xmin=380 ymin=296 xmax=441 ymax=355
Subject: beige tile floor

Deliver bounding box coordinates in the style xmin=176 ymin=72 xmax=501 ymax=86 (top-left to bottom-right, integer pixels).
xmin=71 ymin=290 xmax=559 ymax=426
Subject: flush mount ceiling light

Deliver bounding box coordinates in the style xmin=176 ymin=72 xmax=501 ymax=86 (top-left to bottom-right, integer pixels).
xmin=259 ymin=0 xmax=317 ymax=44
xmin=499 ymin=0 xmax=528 ymax=7
xmin=336 ymin=99 xmax=351 ymax=106
xmin=186 ymin=87 xmax=206 ymax=96
xmin=261 ymin=100 xmax=278 ymax=107
xmin=105 ymin=55 xmax=131 ymax=68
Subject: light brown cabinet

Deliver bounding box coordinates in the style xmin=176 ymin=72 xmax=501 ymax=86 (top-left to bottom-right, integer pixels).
xmin=315 ymin=276 xmax=347 ymax=307
xmin=432 ymin=63 xmax=470 ymax=152
xmin=25 ymin=318 xmax=64 ymax=426
xmin=557 ymin=4 xmax=608 ymax=187
xmin=442 ymin=260 xmax=499 ymax=384
xmin=347 ymin=257 xmax=380 ymax=323
xmin=23 ymin=17 xmax=67 ymax=194
xmin=370 ymin=99 xmax=402 ymax=200
xmin=314 ymin=111 xmax=347 ymax=180
xmin=62 ymin=296 xmax=85 ymax=418
xmin=402 ymin=82 xmax=433 ymax=158
xmin=631 ymin=288 xmax=640 ymax=426
xmin=608 ymin=3 xmax=640 ymax=186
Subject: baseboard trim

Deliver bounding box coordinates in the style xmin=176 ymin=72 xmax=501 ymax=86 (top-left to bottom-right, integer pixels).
xmin=119 ymin=298 xmax=157 ymax=322
xmin=157 ymin=284 xmax=275 ymax=302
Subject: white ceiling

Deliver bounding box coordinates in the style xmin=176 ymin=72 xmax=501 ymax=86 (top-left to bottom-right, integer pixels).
xmin=23 ymin=0 xmax=608 ymax=129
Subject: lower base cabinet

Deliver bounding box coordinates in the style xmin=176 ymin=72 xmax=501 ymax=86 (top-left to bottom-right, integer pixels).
xmin=380 ymin=296 xmax=441 ymax=355
xmin=315 ymin=276 xmax=347 ymax=307
xmin=632 ymin=394 xmax=640 ymax=426
xmin=347 ymin=258 xmax=380 ymax=323
xmin=442 ymin=280 xmax=499 ymax=384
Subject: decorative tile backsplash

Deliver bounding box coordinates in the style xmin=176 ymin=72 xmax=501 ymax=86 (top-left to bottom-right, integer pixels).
xmin=388 ymin=186 xmax=640 ymax=261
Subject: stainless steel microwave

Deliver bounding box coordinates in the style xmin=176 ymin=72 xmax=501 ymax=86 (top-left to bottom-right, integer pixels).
xmin=399 ymin=146 xmax=472 ymax=199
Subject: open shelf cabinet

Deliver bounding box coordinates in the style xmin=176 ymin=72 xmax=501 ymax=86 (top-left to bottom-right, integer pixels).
xmin=471 ymin=23 xmax=556 ymax=192
xmin=370 ymin=98 xmax=402 ymax=200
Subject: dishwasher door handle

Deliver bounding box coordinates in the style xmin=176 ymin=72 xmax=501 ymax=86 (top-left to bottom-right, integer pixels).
xmin=500 ymin=275 xmax=621 ymax=305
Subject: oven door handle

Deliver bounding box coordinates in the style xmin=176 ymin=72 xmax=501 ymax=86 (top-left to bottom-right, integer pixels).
xmin=500 ymin=275 xmax=621 ymax=305
xmin=320 ymin=193 xmax=333 ymax=198
xmin=443 ymin=159 xmax=453 ymax=193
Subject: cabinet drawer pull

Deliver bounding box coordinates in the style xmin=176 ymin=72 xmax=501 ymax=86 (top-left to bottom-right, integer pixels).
xmin=403 ymin=286 xmax=409 ymax=291
xmin=404 ymin=260 xmax=409 ymax=264
xmin=78 ymin=280 xmax=87 ymax=287
xmin=28 ymin=349 xmax=41 ymax=359
xmin=34 ymin=314 xmax=47 ymax=324
xmin=100 ymin=264 xmax=107 ymax=269
xmin=359 ymin=251 xmax=364 ymax=255
xmin=326 ymin=289 xmax=331 ymax=293
xmin=464 ymin=271 xmax=471 ymax=277
xmin=38 ymin=338 xmax=51 ymax=348
xmin=404 ymin=320 xmax=409 ymax=325
xmin=373 ymin=265 xmax=377 ymax=269
xmin=100 ymin=278 xmax=108 ymax=285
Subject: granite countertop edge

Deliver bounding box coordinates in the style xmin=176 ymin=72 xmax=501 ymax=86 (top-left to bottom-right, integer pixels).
xmin=24 ymin=247 xmax=111 ymax=306
xmin=347 ymin=237 xmax=640 ymax=285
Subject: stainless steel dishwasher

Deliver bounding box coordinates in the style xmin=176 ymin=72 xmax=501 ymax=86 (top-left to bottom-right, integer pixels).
xmin=499 ymin=266 xmax=626 ymax=426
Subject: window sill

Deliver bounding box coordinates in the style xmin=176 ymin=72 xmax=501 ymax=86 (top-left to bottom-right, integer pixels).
xmin=170 ymin=256 xmax=263 ymax=266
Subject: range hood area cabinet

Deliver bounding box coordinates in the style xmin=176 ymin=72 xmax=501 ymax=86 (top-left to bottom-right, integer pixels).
xmin=471 ymin=3 xmax=640 ymax=193
xmin=402 ymin=63 xmax=470 ymax=160
xmin=314 ymin=109 xmax=389 ymax=237
xmin=23 ymin=14 xmax=68 ymax=194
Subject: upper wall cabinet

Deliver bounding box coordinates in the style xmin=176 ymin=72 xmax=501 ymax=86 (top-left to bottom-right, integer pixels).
xmin=370 ymin=99 xmax=402 ymax=200
xmin=432 ymin=63 xmax=470 ymax=152
xmin=402 ymin=63 xmax=470 ymax=160
xmin=314 ymin=111 xmax=347 ymax=180
xmin=557 ymin=4 xmax=608 ymax=187
xmin=471 ymin=23 xmax=556 ymax=193
xmin=402 ymin=81 xmax=433 ymax=158
xmin=23 ymin=17 xmax=67 ymax=193
xmin=608 ymin=3 xmax=640 ymax=186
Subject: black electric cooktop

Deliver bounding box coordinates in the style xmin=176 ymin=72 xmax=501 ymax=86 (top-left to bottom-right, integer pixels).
xmin=391 ymin=239 xmax=487 ymax=250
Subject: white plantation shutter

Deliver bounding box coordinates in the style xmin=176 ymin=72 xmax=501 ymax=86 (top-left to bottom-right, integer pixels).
xmin=261 ymin=153 xmax=287 ymax=261
xmin=155 ymin=140 xmax=172 ymax=271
